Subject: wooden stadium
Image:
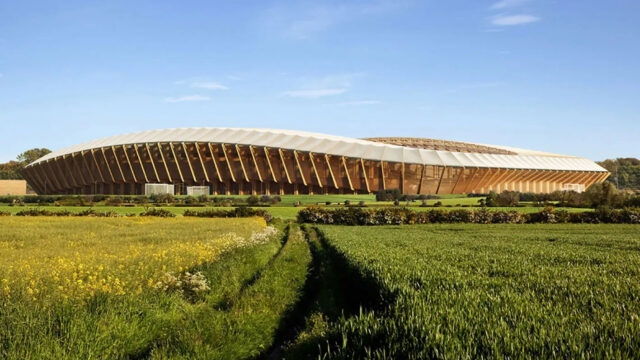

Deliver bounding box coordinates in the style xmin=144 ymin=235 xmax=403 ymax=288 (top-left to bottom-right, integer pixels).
xmin=22 ymin=128 xmax=609 ymax=195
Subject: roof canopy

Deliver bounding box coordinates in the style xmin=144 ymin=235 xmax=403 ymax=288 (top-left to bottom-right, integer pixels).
xmin=29 ymin=127 xmax=607 ymax=172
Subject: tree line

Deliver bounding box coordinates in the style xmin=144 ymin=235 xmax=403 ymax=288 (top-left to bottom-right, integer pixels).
xmin=0 ymin=148 xmax=51 ymax=180
xmin=598 ymin=158 xmax=640 ymax=190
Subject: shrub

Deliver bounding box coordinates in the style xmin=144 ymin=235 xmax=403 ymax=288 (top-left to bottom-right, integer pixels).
xmin=0 ymin=211 xmax=10 ymax=216
xmin=15 ymin=209 xmax=72 ymax=216
xmin=197 ymin=194 xmax=209 ymax=204
xmin=325 ymin=201 xmax=332 ymax=206
xmin=74 ymin=209 xmax=120 ymax=217
xmin=105 ymin=196 xmax=124 ymax=206
xmin=344 ymin=200 xmax=351 ymax=206
xmin=135 ymin=196 xmax=149 ymax=205
xmin=151 ymin=193 xmax=175 ymax=204
xmin=140 ymin=208 xmax=176 ymax=217
xmin=375 ymin=189 xmax=402 ymax=202
xmin=297 ymin=207 xmax=640 ymax=225
xmin=183 ymin=207 xmax=272 ymax=222
xmin=358 ymin=200 xmax=366 ymax=207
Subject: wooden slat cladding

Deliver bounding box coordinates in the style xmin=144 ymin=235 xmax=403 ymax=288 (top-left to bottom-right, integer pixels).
xmin=22 ymin=142 xmax=609 ymax=195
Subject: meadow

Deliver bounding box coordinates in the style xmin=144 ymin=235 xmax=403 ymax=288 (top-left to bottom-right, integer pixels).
xmin=285 ymin=224 xmax=640 ymax=359
xmin=0 ymin=217 xmax=310 ymax=359
xmin=2 ymin=211 xmax=638 ymax=359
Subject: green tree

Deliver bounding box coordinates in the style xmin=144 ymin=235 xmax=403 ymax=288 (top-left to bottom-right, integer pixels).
xmin=17 ymin=148 xmax=51 ymax=165
xmin=0 ymin=148 xmax=51 ymax=180
xmin=598 ymin=158 xmax=640 ymax=190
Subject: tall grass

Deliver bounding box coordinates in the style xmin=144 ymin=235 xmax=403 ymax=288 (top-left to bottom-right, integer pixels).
xmin=0 ymin=217 xmax=310 ymax=359
xmin=292 ymin=224 xmax=640 ymax=359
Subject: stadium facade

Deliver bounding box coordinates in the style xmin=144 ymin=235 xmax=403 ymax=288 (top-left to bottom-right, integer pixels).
xmin=22 ymin=128 xmax=609 ymax=195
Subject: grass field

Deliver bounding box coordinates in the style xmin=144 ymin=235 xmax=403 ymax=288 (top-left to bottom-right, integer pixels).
xmin=285 ymin=224 xmax=640 ymax=359
xmin=3 ymin=215 xmax=637 ymax=359
xmin=0 ymin=217 xmax=310 ymax=359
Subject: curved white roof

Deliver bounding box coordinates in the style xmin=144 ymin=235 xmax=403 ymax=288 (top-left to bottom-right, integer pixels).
xmin=29 ymin=127 xmax=607 ymax=172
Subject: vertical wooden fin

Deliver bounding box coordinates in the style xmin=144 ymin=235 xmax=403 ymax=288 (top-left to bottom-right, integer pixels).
xmin=325 ymin=154 xmax=338 ymax=189
xmin=122 ymin=145 xmax=137 ymax=183
xmin=181 ymin=142 xmax=197 ymax=182
xmin=342 ymin=156 xmax=354 ymax=191
xmin=264 ymin=147 xmax=277 ymax=182
xmin=157 ymin=142 xmax=173 ymax=183
xmin=235 ymin=144 xmax=249 ymax=182
xmin=134 ymin=144 xmax=149 ymax=183
xmin=221 ymin=144 xmax=236 ymax=183
xmin=293 ymin=150 xmax=307 ymax=186
xmin=360 ymin=159 xmax=370 ymax=193
xmin=309 ymin=153 xmax=323 ymax=188
xmin=249 ymin=146 xmax=263 ymax=182
xmin=207 ymin=143 xmax=223 ymax=182
xmin=279 ymin=148 xmax=292 ymax=184
xmin=145 ymin=143 xmax=160 ymax=182
xmin=169 ymin=142 xmax=185 ymax=183
xmin=111 ymin=146 xmax=126 ymax=182
xmin=194 ymin=142 xmax=210 ymax=183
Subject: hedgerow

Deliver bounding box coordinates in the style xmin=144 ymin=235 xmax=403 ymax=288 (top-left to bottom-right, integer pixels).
xmin=184 ymin=207 xmax=272 ymax=222
xmin=297 ymin=206 xmax=640 ymax=225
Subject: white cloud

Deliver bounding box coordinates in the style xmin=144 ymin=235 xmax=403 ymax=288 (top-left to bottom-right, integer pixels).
xmin=335 ymin=100 xmax=380 ymax=105
xmin=490 ymin=0 xmax=530 ymax=10
xmin=191 ymin=81 xmax=228 ymax=90
xmin=263 ymin=0 xmax=412 ymax=39
xmin=164 ymin=95 xmax=210 ymax=103
xmin=283 ymin=88 xmax=346 ymax=98
xmin=491 ymin=14 xmax=539 ymax=26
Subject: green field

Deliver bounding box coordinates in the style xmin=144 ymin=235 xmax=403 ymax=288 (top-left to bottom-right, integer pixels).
xmin=0 ymin=217 xmax=310 ymax=359
xmin=2 ymin=215 xmax=638 ymax=359
xmin=284 ymin=224 xmax=640 ymax=359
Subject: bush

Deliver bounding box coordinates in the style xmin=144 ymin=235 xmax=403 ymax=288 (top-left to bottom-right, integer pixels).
xmin=183 ymin=207 xmax=271 ymax=222
xmin=344 ymin=200 xmax=351 ymax=206
xmin=297 ymin=207 xmax=640 ymax=225
xmin=139 ymin=208 xmax=176 ymax=217
xmin=15 ymin=209 xmax=72 ymax=216
xmin=183 ymin=196 xmax=198 ymax=205
xmin=151 ymin=193 xmax=175 ymax=204
xmin=74 ymin=209 xmax=120 ymax=217
xmin=0 ymin=211 xmax=10 ymax=216
xmin=105 ymin=196 xmax=124 ymax=206
xmin=358 ymin=200 xmax=366 ymax=207
xmin=135 ymin=196 xmax=149 ymax=205
xmin=375 ymin=189 xmax=402 ymax=202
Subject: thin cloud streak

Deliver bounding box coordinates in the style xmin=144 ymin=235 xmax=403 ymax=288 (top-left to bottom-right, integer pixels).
xmin=164 ymin=95 xmax=210 ymax=103
xmin=490 ymin=0 xmax=530 ymax=10
xmin=191 ymin=82 xmax=229 ymax=90
xmin=263 ymin=0 xmax=413 ymax=40
xmin=282 ymin=88 xmax=346 ymax=98
xmin=492 ymin=14 xmax=539 ymax=26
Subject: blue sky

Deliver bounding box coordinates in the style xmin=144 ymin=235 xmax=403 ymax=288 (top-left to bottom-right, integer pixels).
xmin=1 ymin=0 xmax=638 ymax=162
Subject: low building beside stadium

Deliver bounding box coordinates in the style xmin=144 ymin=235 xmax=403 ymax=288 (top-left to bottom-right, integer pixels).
xmin=22 ymin=128 xmax=609 ymax=195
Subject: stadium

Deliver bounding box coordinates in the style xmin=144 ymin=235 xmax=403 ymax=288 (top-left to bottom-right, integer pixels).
xmin=22 ymin=128 xmax=609 ymax=195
